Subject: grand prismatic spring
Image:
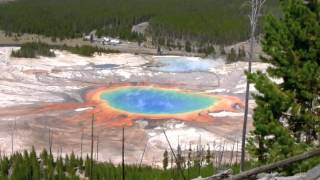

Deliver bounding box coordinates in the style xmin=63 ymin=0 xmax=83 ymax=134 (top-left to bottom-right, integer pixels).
xmin=84 ymin=84 xmax=244 ymax=126
xmin=100 ymin=87 xmax=218 ymax=114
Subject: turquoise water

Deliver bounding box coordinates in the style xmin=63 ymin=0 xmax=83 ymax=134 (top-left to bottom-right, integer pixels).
xmin=94 ymin=64 xmax=119 ymax=69
xmin=100 ymin=87 xmax=218 ymax=114
xmin=151 ymin=56 xmax=223 ymax=72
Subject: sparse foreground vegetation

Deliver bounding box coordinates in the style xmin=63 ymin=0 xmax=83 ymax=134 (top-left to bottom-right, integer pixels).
xmin=0 ymin=147 xmax=319 ymax=179
xmin=0 ymin=147 xmax=240 ymax=180
xmin=11 ymin=42 xmax=119 ymax=58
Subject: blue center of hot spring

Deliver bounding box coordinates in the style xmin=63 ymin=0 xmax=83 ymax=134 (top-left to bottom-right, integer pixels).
xmin=100 ymin=87 xmax=218 ymax=114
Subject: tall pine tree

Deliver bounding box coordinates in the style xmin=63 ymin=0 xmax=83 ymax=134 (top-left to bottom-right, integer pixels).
xmin=247 ymin=0 xmax=320 ymax=173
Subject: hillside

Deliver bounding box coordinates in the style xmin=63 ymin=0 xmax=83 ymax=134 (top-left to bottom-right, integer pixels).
xmin=0 ymin=0 xmax=278 ymax=45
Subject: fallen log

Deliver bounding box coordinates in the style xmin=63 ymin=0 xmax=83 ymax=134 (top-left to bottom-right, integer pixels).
xmin=257 ymin=164 xmax=320 ymax=180
xmin=304 ymin=164 xmax=320 ymax=180
xmin=193 ymin=148 xmax=320 ymax=180
xmin=192 ymin=169 xmax=233 ymax=180
xmin=231 ymin=148 xmax=320 ymax=180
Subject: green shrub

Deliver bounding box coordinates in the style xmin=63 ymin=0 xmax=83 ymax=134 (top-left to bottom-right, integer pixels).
xmin=11 ymin=42 xmax=55 ymax=58
xmin=11 ymin=42 xmax=119 ymax=58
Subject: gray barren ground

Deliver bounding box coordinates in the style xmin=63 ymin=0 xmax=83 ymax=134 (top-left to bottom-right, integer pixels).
xmin=0 ymin=47 xmax=268 ymax=166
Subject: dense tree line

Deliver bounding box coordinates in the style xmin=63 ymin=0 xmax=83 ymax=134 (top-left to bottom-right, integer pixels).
xmin=11 ymin=42 xmax=119 ymax=58
xmin=0 ymin=0 xmax=278 ymax=45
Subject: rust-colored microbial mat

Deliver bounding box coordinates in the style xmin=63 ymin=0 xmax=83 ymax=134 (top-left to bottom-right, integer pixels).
xmin=30 ymin=83 xmax=244 ymax=127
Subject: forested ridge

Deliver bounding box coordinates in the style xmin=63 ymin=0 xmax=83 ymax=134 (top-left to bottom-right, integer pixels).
xmin=0 ymin=0 xmax=278 ymax=45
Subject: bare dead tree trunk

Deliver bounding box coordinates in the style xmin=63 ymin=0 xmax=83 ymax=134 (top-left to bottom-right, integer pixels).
xmin=48 ymin=128 xmax=51 ymax=154
xmin=59 ymin=145 xmax=62 ymax=157
xmin=235 ymin=139 xmax=239 ymax=165
xmin=197 ymin=140 xmax=201 ymax=176
xmin=215 ymin=143 xmax=221 ymax=170
xmin=122 ymin=127 xmax=125 ymax=180
xmin=80 ymin=129 xmax=83 ymax=159
xmin=96 ymin=135 xmax=99 ymax=161
xmin=212 ymin=141 xmax=216 ymax=171
xmin=162 ymin=129 xmax=186 ymax=180
xmin=10 ymin=120 xmax=16 ymax=155
xmin=48 ymin=128 xmax=53 ymax=155
xmin=219 ymin=141 xmax=225 ymax=168
xmin=90 ymin=113 xmax=94 ymax=180
xmin=171 ymin=153 xmax=174 ymax=179
xmin=56 ymin=146 xmax=59 ymax=157
xmin=229 ymin=141 xmax=235 ymax=166
xmin=139 ymin=140 xmax=148 ymax=168
xmin=240 ymin=0 xmax=266 ymax=172
xmin=50 ymin=130 xmax=53 ymax=155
